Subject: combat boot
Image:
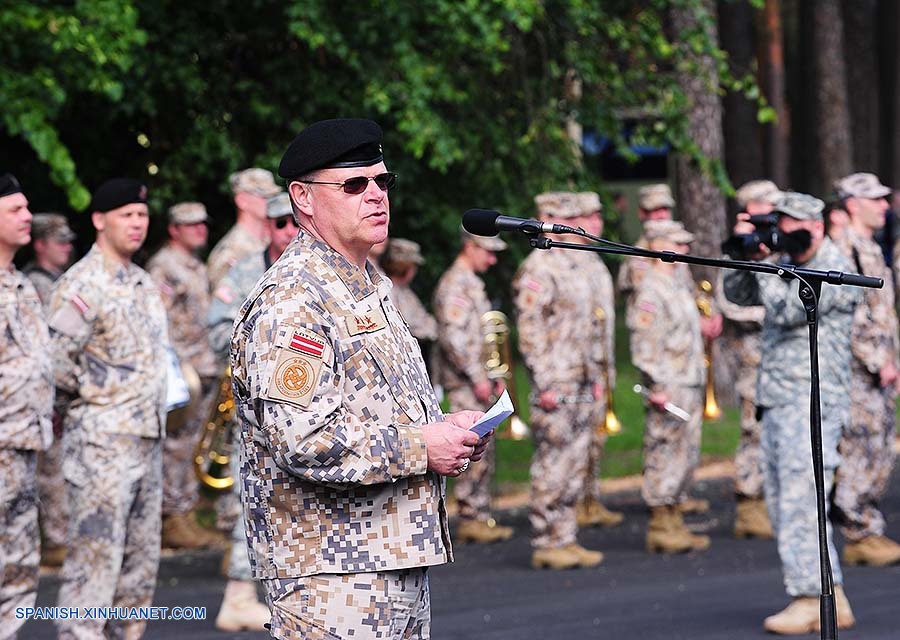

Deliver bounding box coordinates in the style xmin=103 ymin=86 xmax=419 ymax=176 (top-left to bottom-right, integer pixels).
xmin=215 ymin=580 xmax=271 ymax=632
xmin=563 ymin=543 xmax=604 ymax=567
xmin=734 ymin=497 xmax=774 ymax=539
xmin=763 ymin=586 xmax=854 ymax=634
xmin=577 ymin=497 xmax=624 ymax=528
xmin=185 ymin=511 xmax=229 ymax=549
xmin=646 ymin=505 xmax=711 ymax=554
xmin=455 ymin=518 xmax=514 ymax=544
xmin=162 ymin=513 xmax=214 ymax=550
xmin=40 ymin=545 xmax=67 ymax=568
xmin=679 ymin=497 xmax=710 ymax=514
xmin=531 ymin=546 xmax=581 ymax=570
xmin=843 ymin=535 xmax=900 ymax=566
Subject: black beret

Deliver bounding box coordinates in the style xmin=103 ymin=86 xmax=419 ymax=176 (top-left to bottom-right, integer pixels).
xmin=90 ymin=178 xmax=148 ymax=213
xmin=278 ymin=118 xmax=384 ymax=179
xmin=0 ymin=173 xmax=23 ymax=198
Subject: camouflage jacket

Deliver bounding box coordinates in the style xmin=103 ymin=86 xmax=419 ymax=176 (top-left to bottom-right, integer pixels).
xmin=231 ymin=229 xmax=449 ymax=580
xmin=391 ymin=282 xmax=437 ymax=341
xmin=0 ymin=267 xmax=53 ymax=450
xmin=723 ymin=238 xmax=860 ymax=407
xmin=22 ymin=264 xmax=60 ymax=307
xmin=47 ymin=245 xmax=169 ymax=443
xmin=207 ymin=223 xmax=268 ymax=291
xmin=432 ymin=260 xmax=490 ymax=391
xmin=207 ymin=250 xmax=269 ymax=358
xmin=147 ymin=244 xmax=217 ymax=377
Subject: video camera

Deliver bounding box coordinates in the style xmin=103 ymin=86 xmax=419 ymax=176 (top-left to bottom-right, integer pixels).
xmin=721 ymin=213 xmax=782 ymax=259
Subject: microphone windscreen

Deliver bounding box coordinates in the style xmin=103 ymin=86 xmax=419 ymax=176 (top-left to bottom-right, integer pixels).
xmin=462 ymin=209 xmax=501 ymax=236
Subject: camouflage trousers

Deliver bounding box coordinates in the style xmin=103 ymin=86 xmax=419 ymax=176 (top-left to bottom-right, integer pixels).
xmin=447 ymin=387 xmax=495 ymax=522
xmin=641 ymin=386 xmax=703 ymax=507
xmin=761 ymin=403 xmax=843 ymax=597
xmin=833 ymin=376 xmax=897 ymax=542
xmin=0 ymin=449 xmax=39 ymax=640
xmin=37 ymin=437 xmax=67 ymax=549
xmin=228 ymin=424 xmax=252 ymax=582
xmin=529 ymin=382 xmax=598 ymax=550
xmin=56 ymin=434 xmax=162 ymax=640
xmin=264 ymin=568 xmax=430 ymax=640
xmin=163 ymin=377 xmax=216 ymax=516
xmin=583 ymin=399 xmax=608 ymax=502
xmin=734 ymin=395 xmax=764 ymax=499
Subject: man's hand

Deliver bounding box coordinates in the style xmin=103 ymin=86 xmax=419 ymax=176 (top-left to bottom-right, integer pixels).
xmin=648 ymin=390 xmax=669 ymax=410
xmin=592 ymin=381 xmax=604 ymax=401
xmin=538 ymin=390 xmax=559 ymax=411
xmin=700 ymin=313 xmax=723 ymax=340
xmin=734 ymin=213 xmax=771 ymax=260
xmin=423 ymin=416 xmax=485 ymax=477
xmin=879 ymin=361 xmax=900 ymax=388
xmin=474 ymin=379 xmax=493 ymax=404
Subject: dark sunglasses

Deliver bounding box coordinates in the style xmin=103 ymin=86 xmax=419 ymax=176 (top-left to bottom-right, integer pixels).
xmin=274 ymin=216 xmax=299 ymax=230
xmin=299 ymin=172 xmax=397 ymax=195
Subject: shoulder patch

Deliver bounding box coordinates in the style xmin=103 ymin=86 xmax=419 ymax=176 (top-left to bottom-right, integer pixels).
xmin=266 ymin=350 xmax=322 ymax=408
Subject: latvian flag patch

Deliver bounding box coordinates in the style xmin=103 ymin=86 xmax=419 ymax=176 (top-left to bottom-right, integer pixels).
xmin=289 ymin=328 xmax=326 ymax=359
xmin=70 ymin=294 xmax=90 ymax=315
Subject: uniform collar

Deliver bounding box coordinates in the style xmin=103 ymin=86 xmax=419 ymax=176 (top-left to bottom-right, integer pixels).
xmin=295 ymin=229 xmax=382 ymax=302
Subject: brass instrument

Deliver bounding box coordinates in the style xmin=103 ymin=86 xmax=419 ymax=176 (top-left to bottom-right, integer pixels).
xmin=193 ymin=367 xmax=235 ymax=490
xmin=593 ymin=307 xmax=621 ymax=436
xmin=480 ymin=310 xmax=529 ymax=440
xmin=696 ymin=280 xmax=722 ymax=421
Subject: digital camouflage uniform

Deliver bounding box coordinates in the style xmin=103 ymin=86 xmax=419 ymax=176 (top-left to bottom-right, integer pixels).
xmin=232 ymin=230 xmax=448 ymax=639
xmin=432 ymin=260 xmax=494 ymax=523
xmin=47 ymin=245 xmax=169 ymax=639
xmin=392 ymin=283 xmax=438 ymax=342
xmin=513 ymin=248 xmax=606 ymax=550
xmin=207 ymin=224 xmax=268 ymax=291
xmin=724 ymin=237 xmax=859 ymax=596
xmin=22 ymin=265 xmax=56 ymax=306
xmin=628 ymin=267 xmax=705 ymax=507
xmin=0 ymin=267 xmax=53 ymax=639
xmin=834 ymin=228 xmax=898 ymax=543
xmin=147 ymin=244 xmax=218 ymax=518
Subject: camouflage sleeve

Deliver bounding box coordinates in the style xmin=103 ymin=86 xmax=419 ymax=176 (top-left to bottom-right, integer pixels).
xmin=235 ymin=293 xmax=429 ymax=486
xmin=849 ymin=291 xmax=890 ymax=374
xmin=147 ymin=260 xmax=177 ymax=314
xmin=208 ymin=277 xmax=242 ymax=358
xmin=46 ymin=279 xmax=94 ymax=411
xmin=402 ymin=291 xmax=438 ymax=341
xmin=723 ymin=268 xmax=763 ymax=308
xmin=513 ymin=265 xmax=560 ymax=391
xmin=626 ymin=283 xmax=668 ymax=392
xmin=715 ymin=269 xmax=764 ymax=326
xmin=433 ymin=280 xmax=487 ymax=386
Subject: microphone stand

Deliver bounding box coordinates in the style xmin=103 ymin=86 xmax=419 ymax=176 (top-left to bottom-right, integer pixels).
xmin=524 ymin=231 xmax=881 ymax=640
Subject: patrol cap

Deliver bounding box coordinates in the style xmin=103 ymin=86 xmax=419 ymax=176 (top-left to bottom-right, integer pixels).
xmin=385 ymin=238 xmax=425 ymax=265
xmin=643 ymin=219 xmax=694 ymax=244
xmin=0 ymin=173 xmax=23 ymax=199
xmin=833 ymin=172 xmax=891 ymax=200
xmin=31 ymin=213 xmax=76 ymax=242
xmin=266 ymin=192 xmax=293 ymax=219
xmin=278 ymin=119 xmax=384 ymax=180
xmin=576 ymin=191 xmax=603 ymax=215
xmin=774 ymin=191 xmax=824 ymax=221
xmin=168 ymin=201 xmax=208 ymax=225
xmin=735 ymin=180 xmax=781 ymax=209
xmin=89 ymin=178 xmax=148 ymax=213
xmin=638 ymin=184 xmax=675 ymax=211
xmin=229 ymin=168 xmax=282 ymax=198
xmin=460 ymin=226 xmax=507 ymax=252
xmin=534 ymin=191 xmax=581 ymax=218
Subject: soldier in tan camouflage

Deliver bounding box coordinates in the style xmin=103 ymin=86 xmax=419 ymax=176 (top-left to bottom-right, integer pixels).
xmin=48 ymin=179 xmax=169 ymax=640
xmin=433 ymin=228 xmax=514 ymax=545
xmin=207 ymin=168 xmax=282 ymax=290
xmin=0 ymin=174 xmax=54 ymax=640
xmin=383 ymin=238 xmax=438 ymax=343
xmin=23 ymin=213 xmax=75 ymax=569
xmin=513 ymin=192 xmax=609 ymax=570
xmin=832 ymin=172 xmax=900 ymax=567
xmin=628 ymin=220 xmax=710 ymax=554
xmin=716 ymin=180 xmax=779 ymax=540
xmin=233 ymin=119 xmax=491 ymax=638
xmin=146 ymin=201 xmax=223 ymax=551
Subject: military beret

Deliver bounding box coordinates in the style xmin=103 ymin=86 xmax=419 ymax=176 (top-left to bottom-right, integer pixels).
xmin=774 ymin=192 xmax=824 ymax=221
xmin=90 ymin=178 xmax=148 ymax=213
xmin=168 ymin=202 xmax=208 ymax=225
xmin=638 ymin=184 xmax=675 ymax=211
xmin=385 ymin=238 xmax=425 ymax=265
xmin=266 ymin=192 xmax=293 ymax=219
xmin=644 ymin=219 xmax=694 ymax=244
xmin=735 ymin=180 xmax=781 ymax=209
xmin=278 ymin=119 xmax=384 ymax=180
xmin=460 ymin=226 xmax=507 ymax=252
xmin=31 ymin=213 xmax=76 ymax=242
xmin=833 ymin=172 xmax=891 ymax=200
xmin=534 ymin=191 xmax=581 ymax=219
xmin=0 ymin=173 xmax=23 ymax=199
xmin=229 ymin=168 xmax=282 ymax=197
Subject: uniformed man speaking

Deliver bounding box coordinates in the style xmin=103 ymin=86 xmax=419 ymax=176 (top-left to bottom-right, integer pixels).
xmin=231 ymin=119 xmax=489 ymax=639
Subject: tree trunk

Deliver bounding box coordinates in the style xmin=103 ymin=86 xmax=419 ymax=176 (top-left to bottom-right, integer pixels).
xmin=842 ymin=0 xmax=880 ymax=172
xmin=758 ymin=0 xmax=790 ymax=187
xmin=878 ymin=0 xmax=900 ymax=186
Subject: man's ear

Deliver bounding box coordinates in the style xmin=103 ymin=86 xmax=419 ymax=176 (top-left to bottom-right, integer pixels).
xmin=91 ymin=211 xmax=105 ymax=233
xmin=289 ymin=181 xmax=314 ymax=222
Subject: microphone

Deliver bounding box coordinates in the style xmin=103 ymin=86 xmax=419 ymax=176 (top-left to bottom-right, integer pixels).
xmin=462 ymin=208 xmax=580 ymax=236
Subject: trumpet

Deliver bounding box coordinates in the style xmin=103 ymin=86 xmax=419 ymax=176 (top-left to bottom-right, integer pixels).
xmin=193 ymin=366 xmax=235 ymax=490
xmin=481 ymin=310 xmax=529 ymax=440
xmin=696 ymin=280 xmax=722 ymax=421
xmin=593 ymin=307 xmax=621 ymax=436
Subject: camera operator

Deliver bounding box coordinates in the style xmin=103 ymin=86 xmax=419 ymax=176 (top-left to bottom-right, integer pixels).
xmin=723 ymin=192 xmax=860 ymax=634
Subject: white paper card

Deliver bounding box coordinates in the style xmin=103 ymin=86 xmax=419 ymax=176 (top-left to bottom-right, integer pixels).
xmin=470 ymin=390 xmax=514 ymax=437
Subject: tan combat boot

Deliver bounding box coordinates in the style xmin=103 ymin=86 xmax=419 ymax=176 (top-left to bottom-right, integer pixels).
xmin=843 ymin=535 xmax=900 ymax=566
xmin=162 ymin=513 xmax=214 ymax=550
xmin=40 ymin=545 xmax=67 ymax=568
xmin=679 ymin=497 xmax=710 ymax=514
xmin=456 ymin=518 xmax=514 ymax=544
xmin=646 ymin=505 xmax=711 ymax=554
xmin=734 ymin=497 xmax=774 ymax=539
xmin=763 ymin=587 xmax=855 ymax=634
xmin=577 ymin=497 xmax=624 ymax=528
xmin=563 ymin=543 xmax=605 ymax=567
xmin=215 ymin=580 xmax=271 ymax=631
xmin=531 ymin=546 xmax=581 ymax=570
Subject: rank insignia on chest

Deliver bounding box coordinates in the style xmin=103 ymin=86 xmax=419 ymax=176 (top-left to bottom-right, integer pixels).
xmin=345 ymin=307 xmax=388 ymax=335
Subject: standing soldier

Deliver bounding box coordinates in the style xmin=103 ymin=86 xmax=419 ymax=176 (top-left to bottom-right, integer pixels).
xmin=433 ymin=228 xmax=513 ymax=544
xmin=48 ymin=179 xmax=169 ymax=640
xmin=629 ymin=220 xmax=710 ymax=554
xmin=207 ymin=168 xmax=282 ymax=290
xmin=514 ymin=192 xmax=606 ymax=569
xmin=832 ymin=173 xmax=900 ymax=566
xmin=0 ymin=174 xmax=53 ymax=638
xmin=383 ymin=238 xmax=438 ymax=346
xmin=23 ymin=213 xmax=75 ymax=568
xmin=716 ymin=180 xmax=779 ymax=539
xmin=573 ymin=191 xmax=623 ymax=529
xmin=146 ymin=202 xmax=222 ymax=549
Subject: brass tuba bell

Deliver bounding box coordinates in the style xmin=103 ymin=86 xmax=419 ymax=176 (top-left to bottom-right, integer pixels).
xmin=480 ymin=310 xmax=529 ymax=440
xmin=193 ymin=366 xmax=236 ymax=490
xmin=593 ymin=307 xmax=622 ymax=436
xmin=696 ymin=280 xmax=722 ymax=421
